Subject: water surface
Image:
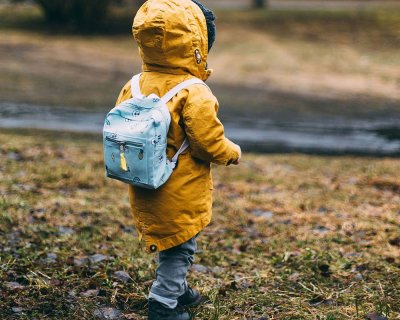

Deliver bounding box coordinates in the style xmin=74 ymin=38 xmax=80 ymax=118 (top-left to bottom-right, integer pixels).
xmin=1 ymin=102 xmax=399 ymax=156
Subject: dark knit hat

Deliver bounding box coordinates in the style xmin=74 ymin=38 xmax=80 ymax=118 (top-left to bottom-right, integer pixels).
xmin=192 ymin=0 xmax=216 ymax=52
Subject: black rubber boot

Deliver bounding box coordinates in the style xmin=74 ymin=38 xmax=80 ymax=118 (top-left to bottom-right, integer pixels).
xmin=178 ymin=287 xmax=202 ymax=307
xmin=148 ymin=299 xmax=191 ymax=320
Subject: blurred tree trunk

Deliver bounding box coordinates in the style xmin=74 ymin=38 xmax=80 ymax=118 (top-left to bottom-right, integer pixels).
xmin=33 ymin=0 xmax=111 ymax=28
xmin=253 ymin=0 xmax=267 ymax=9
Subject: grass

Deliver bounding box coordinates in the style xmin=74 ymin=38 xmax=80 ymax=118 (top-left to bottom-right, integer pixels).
xmin=0 ymin=129 xmax=399 ymax=319
xmin=0 ymin=4 xmax=399 ymax=119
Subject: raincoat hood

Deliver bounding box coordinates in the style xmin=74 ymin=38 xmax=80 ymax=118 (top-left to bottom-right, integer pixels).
xmin=132 ymin=0 xmax=212 ymax=81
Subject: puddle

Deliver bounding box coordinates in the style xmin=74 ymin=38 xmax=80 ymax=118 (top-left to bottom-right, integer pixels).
xmin=1 ymin=102 xmax=400 ymax=155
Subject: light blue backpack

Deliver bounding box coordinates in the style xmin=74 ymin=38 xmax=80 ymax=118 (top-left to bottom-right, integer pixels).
xmin=103 ymin=74 xmax=206 ymax=189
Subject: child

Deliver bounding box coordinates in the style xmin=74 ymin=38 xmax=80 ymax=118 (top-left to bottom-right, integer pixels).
xmin=115 ymin=0 xmax=241 ymax=319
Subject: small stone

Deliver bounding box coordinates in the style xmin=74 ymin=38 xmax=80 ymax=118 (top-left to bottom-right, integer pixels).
xmin=114 ymin=271 xmax=131 ymax=283
xmin=47 ymin=252 xmax=57 ymax=259
xmin=354 ymin=273 xmax=363 ymax=281
xmin=73 ymin=257 xmax=89 ymax=267
xmin=68 ymin=290 xmax=77 ymax=298
xmin=58 ymin=226 xmax=75 ymax=236
xmin=211 ymin=266 xmax=224 ymax=275
xmin=122 ymin=313 xmax=141 ymax=320
xmin=385 ymin=257 xmax=395 ymax=264
xmin=12 ymin=307 xmax=23 ymax=313
xmin=5 ymin=282 xmax=25 ymax=290
xmin=308 ymin=296 xmax=325 ymax=307
xmin=7 ymin=151 xmax=22 ymax=161
xmin=121 ymin=225 xmax=136 ymax=234
xmin=191 ymin=264 xmax=209 ymax=273
xmin=312 ymin=226 xmax=330 ymax=234
xmin=388 ymin=237 xmax=400 ymax=247
xmin=355 ymin=264 xmax=368 ymax=272
xmin=288 ymin=272 xmax=300 ymax=282
xmin=25 ymin=242 xmax=34 ymax=249
xmin=323 ymin=299 xmax=335 ymax=306
xmin=365 ymin=312 xmax=388 ymax=320
xmin=43 ymin=252 xmax=57 ymax=264
xmin=318 ymin=264 xmax=331 ymax=277
xmin=318 ymin=206 xmax=329 ymax=213
xmin=93 ymin=307 xmax=122 ymax=320
xmin=50 ymin=279 xmax=61 ymax=286
xmin=251 ymin=210 xmax=274 ymax=219
xmin=81 ymin=289 xmax=99 ymax=297
xmin=89 ymin=254 xmax=111 ymax=264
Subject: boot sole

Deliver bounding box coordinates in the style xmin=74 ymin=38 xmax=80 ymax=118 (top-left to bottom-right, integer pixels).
xmin=182 ymin=294 xmax=203 ymax=308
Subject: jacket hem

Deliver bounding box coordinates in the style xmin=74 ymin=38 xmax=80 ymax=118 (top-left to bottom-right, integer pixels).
xmin=144 ymin=214 xmax=211 ymax=253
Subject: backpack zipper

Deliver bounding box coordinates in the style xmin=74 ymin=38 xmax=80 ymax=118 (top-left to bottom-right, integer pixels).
xmin=105 ymin=136 xmax=144 ymax=148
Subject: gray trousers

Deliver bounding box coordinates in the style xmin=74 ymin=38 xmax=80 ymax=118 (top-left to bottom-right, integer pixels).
xmin=148 ymin=237 xmax=197 ymax=309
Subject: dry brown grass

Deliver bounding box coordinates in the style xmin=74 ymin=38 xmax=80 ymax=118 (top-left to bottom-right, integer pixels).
xmin=0 ymin=129 xmax=399 ymax=319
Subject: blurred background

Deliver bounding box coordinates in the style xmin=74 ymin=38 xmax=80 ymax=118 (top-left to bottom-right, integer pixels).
xmin=0 ymin=0 xmax=399 ymax=155
xmin=1 ymin=2 xmax=400 ymax=318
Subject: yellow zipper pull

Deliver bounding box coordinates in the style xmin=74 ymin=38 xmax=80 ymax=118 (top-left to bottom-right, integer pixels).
xmin=120 ymin=145 xmax=128 ymax=171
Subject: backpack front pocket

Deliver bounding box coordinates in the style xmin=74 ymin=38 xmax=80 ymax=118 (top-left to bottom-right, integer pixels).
xmin=104 ymin=136 xmax=148 ymax=185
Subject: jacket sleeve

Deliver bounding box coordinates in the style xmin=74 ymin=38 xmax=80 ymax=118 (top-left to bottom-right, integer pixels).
xmin=182 ymin=85 xmax=240 ymax=166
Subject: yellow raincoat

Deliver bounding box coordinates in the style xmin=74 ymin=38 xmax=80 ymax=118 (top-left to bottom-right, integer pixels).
xmin=116 ymin=0 xmax=240 ymax=253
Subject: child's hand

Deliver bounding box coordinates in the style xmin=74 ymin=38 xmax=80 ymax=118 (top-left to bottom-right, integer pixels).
xmin=233 ymin=144 xmax=241 ymax=165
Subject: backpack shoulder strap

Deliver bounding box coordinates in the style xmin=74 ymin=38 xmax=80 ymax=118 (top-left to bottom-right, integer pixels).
xmin=131 ymin=74 xmax=207 ymax=102
xmin=129 ymin=74 xmax=209 ymax=167
xmin=131 ymin=73 xmax=144 ymax=98
xmin=161 ymin=78 xmax=208 ymax=104
xmin=161 ymin=77 xmax=209 ymax=167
